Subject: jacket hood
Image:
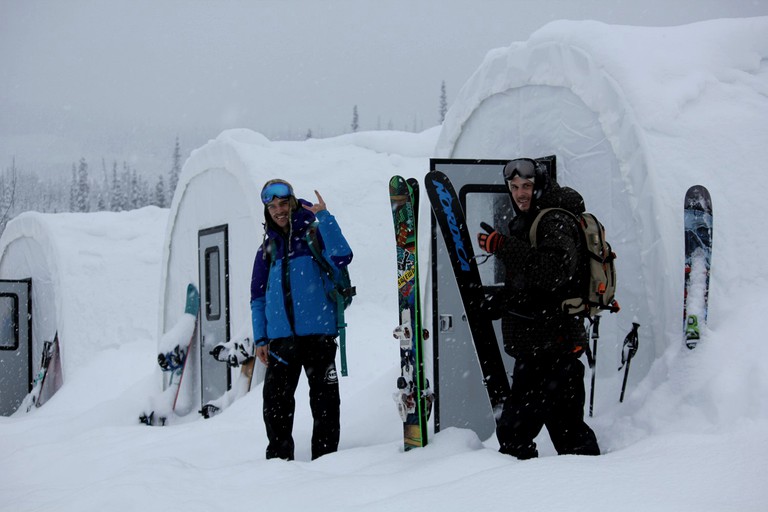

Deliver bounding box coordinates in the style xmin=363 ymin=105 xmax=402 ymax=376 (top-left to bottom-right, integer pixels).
xmin=264 ymin=198 xmax=316 ymax=239
xmin=537 ymin=182 xmax=586 ymax=215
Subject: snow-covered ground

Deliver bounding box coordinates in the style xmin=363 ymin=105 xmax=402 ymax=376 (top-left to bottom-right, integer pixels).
xmin=3 ymin=18 xmax=768 ymax=512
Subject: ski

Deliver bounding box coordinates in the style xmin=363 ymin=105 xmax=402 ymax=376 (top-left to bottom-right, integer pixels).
xmin=683 ymin=185 xmax=713 ymax=349
xmin=18 ymin=333 xmax=62 ymax=413
xmin=425 ymin=170 xmax=510 ymax=414
xmin=389 ymin=176 xmax=430 ymax=450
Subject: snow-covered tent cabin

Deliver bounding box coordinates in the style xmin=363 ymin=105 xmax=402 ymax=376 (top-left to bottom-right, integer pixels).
xmin=159 ymin=128 xmax=435 ymax=416
xmin=435 ymin=17 xmax=768 ymax=414
xmin=0 ymin=207 xmax=168 ymax=415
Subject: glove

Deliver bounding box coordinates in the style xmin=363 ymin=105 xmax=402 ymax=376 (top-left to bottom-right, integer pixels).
xmin=477 ymin=223 xmax=504 ymax=254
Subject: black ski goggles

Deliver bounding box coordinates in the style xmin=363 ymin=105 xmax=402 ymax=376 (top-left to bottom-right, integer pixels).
xmin=503 ymin=158 xmax=538 ymax=182
xmin=261 ymin=182 xmax=293 ymax=204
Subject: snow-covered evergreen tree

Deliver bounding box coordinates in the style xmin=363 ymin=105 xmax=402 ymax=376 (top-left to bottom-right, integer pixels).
xmin=439 ymin=80 xmax=448 ymax=123
xmin=75 ymin=158 xmax=90 ymax=212
xmin=351 ymin=105 xmax=359 ymax=132
xmin=154 ymin=174 xmax=166 ymax=208
xmin=169 ymin=137 xmax=181 ymax=205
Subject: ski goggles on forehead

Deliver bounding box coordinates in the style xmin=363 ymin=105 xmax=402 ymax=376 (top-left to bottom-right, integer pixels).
xmin=503 ymin=159 xmax=537 ymax=182
xmin=261 ymin=182 xmax=293 ymax=204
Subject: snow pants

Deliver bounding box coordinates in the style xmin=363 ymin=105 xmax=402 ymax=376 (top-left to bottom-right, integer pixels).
xmin=263 ymin=335 xmax=340 ymax=461
xmin=496 ymin=355 xmax=600 ymax=459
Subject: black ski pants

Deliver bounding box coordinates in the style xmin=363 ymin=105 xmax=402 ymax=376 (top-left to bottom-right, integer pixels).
xmin=263 ymin=335 xmax=340 ymax=461
xmin=496 ymin=355 xmax=600 ymax=459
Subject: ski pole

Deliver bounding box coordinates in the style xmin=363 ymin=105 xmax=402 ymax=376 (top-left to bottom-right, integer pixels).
xmin=619 ymin=322 xmax=640 ymax=403
xmin=588 ymin=315 xmax=600 ymax=418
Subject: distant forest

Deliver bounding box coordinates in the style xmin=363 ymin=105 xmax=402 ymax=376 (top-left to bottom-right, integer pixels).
xmin=0 ymin=138 xmax=183 ymax=235
xmin=0 ymin=81 xmax=451 ymax=236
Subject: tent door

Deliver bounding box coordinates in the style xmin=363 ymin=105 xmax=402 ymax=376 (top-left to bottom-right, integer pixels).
xmin=0 ymin=278 xmax=32 ymax=416
xmin=430 ymin=157 xmax=555 ymax=440
xmin=198 ymin=225 xmax=231 ymax=407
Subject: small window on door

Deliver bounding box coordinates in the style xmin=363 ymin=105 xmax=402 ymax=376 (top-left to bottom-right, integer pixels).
xmin=463 ymin=186 xmax=515 ymax=289
xmin=205 ymin=247 xmax=221 ymax=320
xmin=0 ymin=293 xmax=19 ymax=350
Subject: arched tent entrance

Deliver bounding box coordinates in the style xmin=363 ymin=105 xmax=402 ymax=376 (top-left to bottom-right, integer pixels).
xmin=433 ymin=17 xmax=768 ymax=426
xmin=0 ymin=207 xmax=168 ymax=415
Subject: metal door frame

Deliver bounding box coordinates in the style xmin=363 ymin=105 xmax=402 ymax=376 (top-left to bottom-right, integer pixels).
xmin=0 ymin=278 xmax=32 ymax=416
xmin=197 ymin=225 xmax=232 ymax=407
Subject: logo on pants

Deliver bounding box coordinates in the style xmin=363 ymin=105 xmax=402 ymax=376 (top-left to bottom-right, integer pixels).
xmin=325 ymin=367 xmax=338 ymax=384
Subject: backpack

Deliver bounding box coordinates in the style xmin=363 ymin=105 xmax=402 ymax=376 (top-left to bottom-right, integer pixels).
xmin=303 ymin=222 xmax=356 ymax=310
xmin=529 ymin=208 xmax=619 ymax=319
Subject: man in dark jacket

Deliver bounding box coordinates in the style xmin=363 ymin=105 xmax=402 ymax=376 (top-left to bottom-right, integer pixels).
xmin=477 ymin=158 xmax=600 ymax=460
xmin=251 ymin=179 xmax=353 ymax=461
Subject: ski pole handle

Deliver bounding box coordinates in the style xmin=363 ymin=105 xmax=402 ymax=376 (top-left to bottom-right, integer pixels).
xmin=591 ymin=315 xmax=601 ymax=339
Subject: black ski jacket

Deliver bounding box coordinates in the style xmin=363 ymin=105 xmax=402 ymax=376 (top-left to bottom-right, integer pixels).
xmin=496 ymin=182 xmax=588 ymax=359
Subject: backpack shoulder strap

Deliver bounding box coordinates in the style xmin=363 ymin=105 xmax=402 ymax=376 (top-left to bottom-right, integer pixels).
xmin=304 ymin=221 xmax=335 ymax=276
xmin=529 ymin=207 xmax=578 ymax=248
xmin=264 ymin=238 xmax=278 ymax=267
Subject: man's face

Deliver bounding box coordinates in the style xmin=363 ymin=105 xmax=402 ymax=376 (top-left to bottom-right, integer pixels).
xmin=507 ymin=176 xmax=535 ymax=212
xmin=267 ymin=197 xmax=292 ymax=231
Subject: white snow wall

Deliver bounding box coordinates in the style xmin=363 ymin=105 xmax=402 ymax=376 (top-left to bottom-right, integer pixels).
xmin=0 ymin=207 xmax=168 ymax=382
xmin=436 ymin=18 xmax=768 ymax=394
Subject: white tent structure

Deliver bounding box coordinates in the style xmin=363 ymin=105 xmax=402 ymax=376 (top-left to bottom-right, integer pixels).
xmin=0 ymin=207 xmax=168 ymax=415
xmin=159 ymin=128 xmax=436 ymax=415
xmin=435 ymin=17 xmax=768 ymax=396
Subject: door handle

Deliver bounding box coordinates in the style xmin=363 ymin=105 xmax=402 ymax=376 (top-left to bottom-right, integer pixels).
xmin=439 ymin=314 xmax=453 ymax=332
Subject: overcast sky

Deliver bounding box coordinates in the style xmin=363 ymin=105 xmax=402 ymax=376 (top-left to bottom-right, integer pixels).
xmin=2 ymin=0 xmax=767 ymax=178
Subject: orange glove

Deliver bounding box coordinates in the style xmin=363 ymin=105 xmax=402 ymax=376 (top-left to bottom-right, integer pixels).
xmin=477 ymin=230 xmax=504 ymax=253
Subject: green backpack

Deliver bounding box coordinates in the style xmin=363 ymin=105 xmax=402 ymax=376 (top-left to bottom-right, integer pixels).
xmin=303 ymin=222 xmax=356 ymax=308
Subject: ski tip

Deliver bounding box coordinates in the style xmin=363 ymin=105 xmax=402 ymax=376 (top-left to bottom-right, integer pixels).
xmin=185 ymin=283 xmax=200 ymax=315
xmin=684 ymin=185 xmax=712 ymax=210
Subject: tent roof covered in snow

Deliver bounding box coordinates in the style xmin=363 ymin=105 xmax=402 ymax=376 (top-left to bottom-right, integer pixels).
xmin=436 ymin=17 xmax=768 ymax=374
xmin=0 ymin=207 xmax=168 ymax=380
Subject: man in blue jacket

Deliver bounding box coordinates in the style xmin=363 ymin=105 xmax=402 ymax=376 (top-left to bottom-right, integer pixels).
xmin=251 ymin=179 xmax=353 ymax=460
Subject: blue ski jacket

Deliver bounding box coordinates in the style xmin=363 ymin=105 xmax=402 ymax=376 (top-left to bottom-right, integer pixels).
xmin=250 ymin=199 xmax=353 ymax=345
